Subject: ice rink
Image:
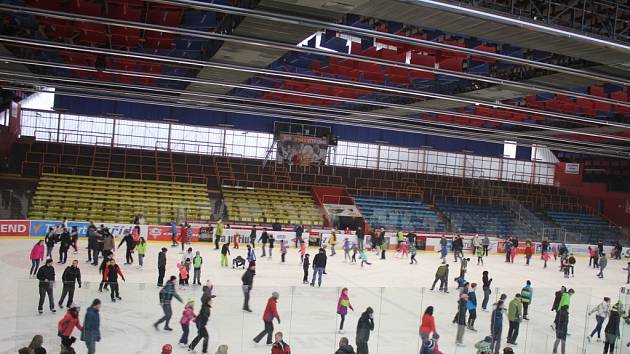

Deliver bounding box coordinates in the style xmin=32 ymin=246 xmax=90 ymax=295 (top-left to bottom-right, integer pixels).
xmin=2 ymin=238 xmax=629 ymax=354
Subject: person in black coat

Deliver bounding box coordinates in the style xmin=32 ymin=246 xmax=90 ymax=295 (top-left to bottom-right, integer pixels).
xmin=241 ymin=263 xmax=256 ymax=312
xmin=249 ymin=225 xmax=257 ymax=248
xmin=118 ymin=232 xmax=136 ymax=265
xmin=59 ymin=259 xmax=82 ymax=308
xmin=259 ymin=229 xmax=269 ymax=257
xmin=157 ymin=248 xmax=167 ymax=287
xmin=356 ymin=226 xmax=364 ymax=251
xmin=604 ymin=304 xmax=621 ymax=354
xmin=58 ymin=228 xmax=71 ymax=264
xmin=356 ymin=307 xmax=374 ymax=354
xmin=553 ymin=305 xmax=569 ymax=354
xmin=294 ymin=224 xmax=304 ymax=248
xmin=36 ymin=258 xmax=56 ymax=314
xmin=311 ymin=248 xmax=327 ymax=287
xmin=336 ymin=337 xmax=356 ymax=354
xmin=302 ymin=254 xmax=310 ymax=284
xmin=189 ymin=301 xmax=211 ymax=353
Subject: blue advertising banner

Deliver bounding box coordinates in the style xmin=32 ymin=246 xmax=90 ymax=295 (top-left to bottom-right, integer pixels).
xmin=30 ymin=220 xmax=89 ymax=237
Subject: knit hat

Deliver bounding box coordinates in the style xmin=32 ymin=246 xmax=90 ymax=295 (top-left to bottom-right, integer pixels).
xmin=484 ymin=336 xmax=493 ymax=343
xmin=161 ymin=344 xmax=172 ymax=354
xmin=272 ymin=291 xmax=280 ymax=299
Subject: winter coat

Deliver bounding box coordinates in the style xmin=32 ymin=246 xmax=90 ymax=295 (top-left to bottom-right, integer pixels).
xmin=435 ymin=265 xmax=448 ymax=278
xmin=118 ymin=235 xmax=135 ymax=250
xmin=58 ymin=310 xmax=83 ymax=337
xmin=452 ymin=238 xmax=463 ymax=251
xmin=337 ymin=291 xmax=353 ymax=315
xmin=216 ymin=222 xmax=223 ymax=236
xmin=599 ymin=255 xmax=608 ymax=269
xmin=302 ymin=256 xmax=310 ymax=270
xmin=62 ymin=266 xmax=82 ymax=287
xmin=557 ymin=293 xmax=571 ymax=311
xmin=420 ymin=314 xmax=436 ymax=335
xmin=507 ymin=298 xmax=522 ymax=322
xmin=103 ymin=264 xmax=124 ymax=282
xmin=467 ymin=291 xmax=477 ymax=310
xmin=135 ymin=241 xmax=146 ymax=255
xmin=81 ymin=307 xmax=100 ymax=343
xmin=260 ymin=232 xmax=269 ymax=244
xmin=313 ymin=252 xmax=327 ymax=268
xmin=180 ymin=307 xmax=196 ymax=325
xmin=263 ymin=297 xmax=280 ymax=322
xmin=195 ymin=305 xmax=210 ymax=328
xmin=457 ymin=298 xmax=467 ymax=325
xmin=193 ymin=255 xmax=203 ymax=268
xmin=605 ymin=310 xmax=620 ymax=338
xmin=177 ymin=263 xmax=189 ymax=279
xmin=30 ymin=244 xmax=44 ymax=260
xmin=556 ymin=308 xmax=569 ymax=340
xmin=159 ymin=282 xmax=183 ymax=305
xmin=356 ymin=312 xmax=374 ymax=343
xmin=589 ymin=302 xmax=610 ymax=318
xmin=247 ymin=248 xmax=256 ymax=263
xmin=158 ymin=251 xmax=167 ymax=268
xmin=482 ymin=274 xmax=492 ymax=289
xmin=36 ymin=264 xmax=55 ymax=288
xmin=490 ymin=307 xmax=503 ymax=335
xmin=271 ymin=340 xmax=291 ymax=354
xmin=103 ymin=236 xmax=114 ymax=251
xmin=335 ymin=344 xmax=356 ymax=354
xmin=520 ymin=285 xmax=532 ymax=303
xmin=241 ymin=269 xmax=255 ymax=287
xmin=552 ymin=290 xmax=564 ymax=310
xmin=221 ymin=243 xmax=230 ymax=255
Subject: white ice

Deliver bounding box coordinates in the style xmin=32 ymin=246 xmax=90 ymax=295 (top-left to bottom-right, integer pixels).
xmin=1 ymin=239 xmax=629 ymax=354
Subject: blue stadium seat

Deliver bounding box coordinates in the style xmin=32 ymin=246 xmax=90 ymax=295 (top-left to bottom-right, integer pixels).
xmin=354 ymin=196 xmax=445 ymax=231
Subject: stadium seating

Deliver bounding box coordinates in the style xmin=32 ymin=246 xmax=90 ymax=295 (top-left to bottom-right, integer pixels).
xmin=29 ymin=173 xmax=212 ymax=223
xmin=222 ymin=187 xmax=323 ymax=226
xmin=436 ymin=201 xmax=534 ymax=237
xmin=544 ymin=210 xmax=621 ymax=242
xmin=354 ymin=196 xmax=445 ymax=231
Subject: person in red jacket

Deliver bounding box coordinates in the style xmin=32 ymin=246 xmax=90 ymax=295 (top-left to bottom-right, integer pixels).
xmin=419 ymin=306 xmax=438 ymax=342
xmin=58 ymin=304 xmax=83 ymax=348
xmin=271 ymin=331 xmax=291 ymax=354
xmin=103 ymin=259 xmax=125 ymax=302
xmin=253 ymin=292 xmax=280 ymax=345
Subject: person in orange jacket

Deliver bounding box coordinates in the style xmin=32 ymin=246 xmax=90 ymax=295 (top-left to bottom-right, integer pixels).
xmin=253 ymin=292 xmax=280 ymax=345
xmin=103 ymin=259 xmax=125 ymax=302
xmin=58 ymin=304 xmax=83 ymax=346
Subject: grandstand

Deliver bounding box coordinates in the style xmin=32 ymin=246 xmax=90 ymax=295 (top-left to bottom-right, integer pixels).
xmin=29 ymin=173 xmax=211 ymax=223
xmin=354 ymin=196 xmax=444 ymax=232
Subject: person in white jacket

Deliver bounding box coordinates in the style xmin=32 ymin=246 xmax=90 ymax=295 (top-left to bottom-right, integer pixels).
xmin=587 ymin=297 xmax=611 ymax=342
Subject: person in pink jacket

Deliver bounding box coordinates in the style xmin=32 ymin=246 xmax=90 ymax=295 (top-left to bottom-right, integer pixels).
xmin=30 ymin=240 xmax=45 ymax=277
xmin=337 ymin=287 xmax=354 ymax=334
xmin=179 ymin=301 xmax=196 ymax=346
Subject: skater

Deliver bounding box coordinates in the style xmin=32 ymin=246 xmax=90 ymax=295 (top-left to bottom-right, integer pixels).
xmin=520 ymin=280 xmax=532 ymax=320
xmin=58 ymin=304 xmax=83 ymax=346
xmin=337 ymin=288 xmax=354 ymax=333
xmin=420 ymin=306 xmax=438 ymax=341
xmin=356 ymin=307 xmax=374 ymax=354
xmin=58 ymin=227 xmax=71 ymax=264
xmin=597 ymin=253 xmax=607 ymax=278
xmin=524 ymin=240 xmax=532 ymax=265
xmin=311 ymin=248 xmax=327 ymax=287
xmin=358 ymin=249 xmax=371 ymax=267
xmin=440 ymin=241 xmax=448 ymax=264
xmin=214 ymin=219 xmax=223 ymax=250
xmin=624 ymin=262 xmax=630 ymax=284
xmin=81 ymin=299 xmax=101 ymax=354
xmin=453 ymin=235 xmax=463 ymax=262
xmin=343 ymin=238 xmax=351 ymax=261
xmin=588 ymin=297 xmax=611 ymax=342
xmin=568 ymin=253 xmax=576 ymax=277
xmin=154 ymin=276 xmax=183 ymax=330
xmin=136 ymin=237 xmax=146 ymax=269
xmin=241 ymin=263 xmax=255 ymax=312
xmin=192 ymin=251 xmax=203 ymax=285
xmin=246 ymin=244 xmax=256 ymax=265
xmin=552 ymin=244 xmax=558 ymax=261
xmin=356 ymin=226 xmax=365 ymax=251
xmin=551 ymin=286 xmax=567 ymax=330
xmin=336 ymin=337 xmax=355 ymax=354
xmin=118 ymin=231 xmax=136 ymax=265
xmin=220 ymin=243 xmax=230 ymax=267
xmin=603 ymin=302 xmax=621 ymax=354
xmin=459 ymin=257 xmax=469 ymax=278
xmin=410 ymin=243 xmax=418 ymax=264
xmin=351 ymin=244 xmax=358 ymax=263
xmin=232 ymin=232 xmax=240 ymax=249
xmin=490 ymin=300 xmax=505 ymax=354
xmin=97 ymin=255 xmax=112 ymax=292
xmin=180 ymin=224 xmax=187 ymax=252
xmin=553 ymin=305 xmax=569 ymax=354
xmin=70 ymin=226 xmax=79 ymax=254
xmin=280 ymin=239 xmax=288 ymax=263
xmin=588 ymin=246 xmax=596 ymax=267
xmin=103 ymin=259 xmax=125 ymax=302
xmin=482 ymin=235 xmax=490 ymax=256
xmin=45 ymin=226 xmax=57 ymax=259
xmin=36 ymin=258 xmax=56 ymax=314
xmin=102 ymin=230 xmax=115 ymax=259
xmin=299 ymin=241 xmax=306 ymax=264
xmin=542 ymin=249 xmax=550 ymax=268
xmin=471 ymin=234 xmax=480 ymax=256
xmin=476 ymin=246 xmax=484 ymax=265
xmin=379 ymin=236 xmax=387 ymax=260
xmin=259 ymin=228 xmax=269 ymax=257
xmin=455 ymin=293 xmax=468 ymax=346
xmin=481 ymin=271 xmax=492 ymax=311
xmin=302 ymin=253 xmax=310 ymax=284
xmin=294 ymin=224 xmax=304 ymax=248
xmin=561 ymin=255 xmax=571 ymax=278
xmin=189 ymin=296 xmax=211 ymax=353
xmin=179 ymin=301 xmax=196 ymax=346
xmin=182 ymin=247 xmax=194 ymax=265
xmin=93 ymin=226 xmax=104 ymax=266
xmin=400 ymin=239 xmax=409 ymax=258
xmin=504 ymin=240 xmax=512 ymax=263
xmin=157 ymin=247 xmax=167 ymax=287
xmin=272 ymin=332 xmax=291 ymax=354
xmin=506 ymin=294 xmax=522 ymax=345
xmin=268 ymin=234 xmax=275 ymax=258
xmin=30 ymin=240 xmax=45 ymax=277
xmin=59 ymin=260 xmax=82 ymax=309
xmin=467 ymin=283 xmax=478 ymax=331
xmin=431 ymin=264 xmax=449 ymax=293
xmin=474 ymin=336 xmax=493 ymax=354
xmin=330 ymin=231 xmax=337 ymax=256
xmin=171 ymin=221 xmax=178 ymax=247
xmin=177 ymin=261 xmax=189 ymax=289
xmin=249 ymin=225 xmax=257 ymax=248
xmin=253 ymin=292 xmax=281 ymax=345
xmin=86 ymin=223 xmax=97 ymax=264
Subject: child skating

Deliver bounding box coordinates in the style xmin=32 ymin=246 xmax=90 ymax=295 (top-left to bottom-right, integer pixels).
xmin=220 ymin=243 xmax=230 ymax=267
xmin=179 ymin=301 xmax=196 ymax=347
xmin=359 ymin=249 xmax=371 ymax=268
xmin=336 ymin=288 xmax=354 ymax=334
xmin=343 ymin=239 xmax=351 ymax=261
xmin=410 ymin=244 xmax=418 ymax=265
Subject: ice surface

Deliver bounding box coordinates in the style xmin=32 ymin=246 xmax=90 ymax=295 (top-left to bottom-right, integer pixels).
xmin=1 ymin=239 xmax=629 ymax=354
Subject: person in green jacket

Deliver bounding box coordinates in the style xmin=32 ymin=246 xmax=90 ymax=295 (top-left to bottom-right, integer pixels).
xmin=396 ymin=229 xmax=404 ymax=251
xmin=136 ymin=237 xmax=147 ymax=269
xmin=507 ymin=294 xmax=522 ymax=345
xmin=192 ymin=251 xmax=203 ymax=285
xmin=557 ymin=288 xmax=574 ymax=311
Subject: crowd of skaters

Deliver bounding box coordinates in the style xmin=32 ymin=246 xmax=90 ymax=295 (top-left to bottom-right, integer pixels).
xmin=21 ymin=218 xmax=630 ymax=354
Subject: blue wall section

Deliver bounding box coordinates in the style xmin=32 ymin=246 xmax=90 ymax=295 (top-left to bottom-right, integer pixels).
xmin=55 ymin=95 xmax=510 ymax=158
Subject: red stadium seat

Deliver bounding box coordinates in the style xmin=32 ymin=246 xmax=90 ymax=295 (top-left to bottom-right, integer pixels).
xmin=147 ymin=6 xmax=183 ymax=27
xmin=107 ymin=1 xmax=142 ymax=21
xmin=144 ymin=32 xmax=176 ymax=49
xmin=65 ymin=0 xmax=102 ymax=16
xmin=438 ymin=57 xmax=463 ymax=72
xmin=40 ymin=18 xmax=76 ymax=40
xmin=111 ymin=27 xmax=141 ymax=48
xmin=76 ymin=22 xmax=107 ymax=46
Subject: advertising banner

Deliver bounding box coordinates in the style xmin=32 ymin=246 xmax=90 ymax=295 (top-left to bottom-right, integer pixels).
xmin=323 ymin=204 xmax=362 ymax=217
xmin=0 ymin=220 xmax=30 ymax=237
xmin=276 ymin=134 xmax=328 ymax=165
xmin=147 ymin=225 xmax=200 ymax=242
xmin=30 ymin=220 xmax=90 ymax=237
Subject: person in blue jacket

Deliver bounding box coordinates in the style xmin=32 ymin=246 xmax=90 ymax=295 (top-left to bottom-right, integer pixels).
xmin=81 ymin=298 xmax=101 ymax=354
xmin=490 ymin=300 xmax=505 ymax=354
xmin=467 ymin=283 xmax=478 ymax=331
